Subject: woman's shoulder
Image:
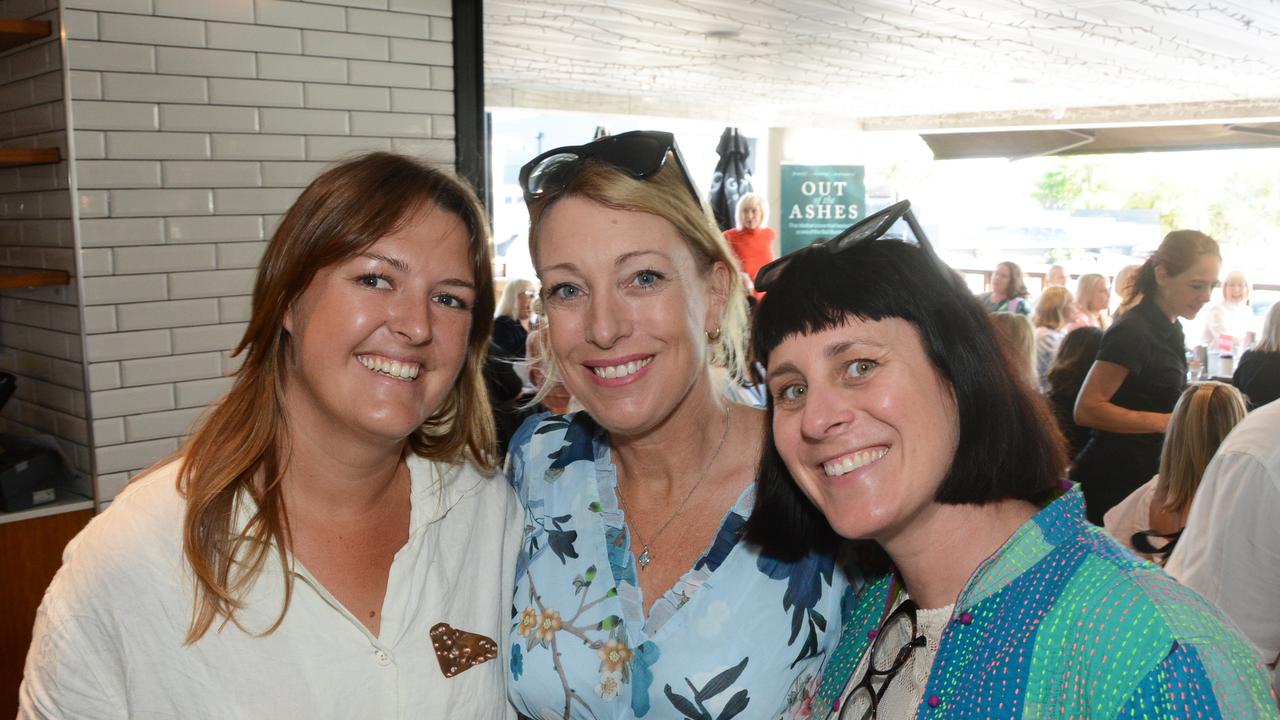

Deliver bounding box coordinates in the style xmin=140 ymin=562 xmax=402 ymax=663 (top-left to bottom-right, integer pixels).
xmin=505 ymin=411 xmax=603 ymax=494
xmin=1059 ymin=531 xmax=1275 ymax=711
xmin=1063 ymin=526 xmax=1254 ymax=647
xmin=44 ymin=460 xmax=188 ymax=614
xmin=74 ymin=460 xmax=186 ymax=553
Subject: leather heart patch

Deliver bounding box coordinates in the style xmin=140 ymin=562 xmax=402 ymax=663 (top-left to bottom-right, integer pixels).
xmin=430 ymin=622 xmax=498 ymax=678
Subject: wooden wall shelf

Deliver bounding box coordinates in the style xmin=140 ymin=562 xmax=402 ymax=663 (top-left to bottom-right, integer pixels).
xmin=0 ymin=19 xmax=51 ymax=52
xmin=0 ymin=147 xmax=59 ymax=167
xmin=0 ymin=267 xmax=70 ymax=290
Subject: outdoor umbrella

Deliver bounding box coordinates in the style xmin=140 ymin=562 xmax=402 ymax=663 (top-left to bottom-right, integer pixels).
xmin=709 ymin=127 xmax=753 ymax=232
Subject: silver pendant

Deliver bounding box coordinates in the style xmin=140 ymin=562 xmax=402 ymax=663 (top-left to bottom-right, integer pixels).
xmin=638 ymin=546 xmax=651 ymax=568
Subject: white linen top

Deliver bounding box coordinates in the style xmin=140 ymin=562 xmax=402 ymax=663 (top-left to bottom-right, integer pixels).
xmin=1201 ymin=300 xmax=1255 ymax=347
xmin=1103 ymin=475 xmax=1160 ymax=563
xmin=20 ymin=454 xmax=523 ymax=720
xmin=1167 ymin=398 xmax=1280 ymax=693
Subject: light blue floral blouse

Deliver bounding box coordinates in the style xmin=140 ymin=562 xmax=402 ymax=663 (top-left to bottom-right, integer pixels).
xmin=506 ymin=412 xmax=853 ymax=720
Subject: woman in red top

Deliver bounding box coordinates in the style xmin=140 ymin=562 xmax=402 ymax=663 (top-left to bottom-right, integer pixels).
xmin=723 ymin=192 xmax=776 ymax=294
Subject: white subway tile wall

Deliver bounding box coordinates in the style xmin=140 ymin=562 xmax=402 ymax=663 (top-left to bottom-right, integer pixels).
xmin=0 ymin=0 xmax=89 ymax=475
xmin=59 ymin=0 xmax=457 ymax=498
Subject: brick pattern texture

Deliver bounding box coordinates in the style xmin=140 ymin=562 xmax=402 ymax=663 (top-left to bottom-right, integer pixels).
xmin=0 ymin=0 xmax=89 ymax=488
xmin=2 ymin=0 xmax=457 ymax=502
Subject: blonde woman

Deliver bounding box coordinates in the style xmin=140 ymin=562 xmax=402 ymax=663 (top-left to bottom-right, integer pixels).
xmin=1065 ymin=273 xmax=1111 ymax=331
xmin=723 ymin=192 xmax=776 ymax=297
xmin=1201 ymin=270 xmax=1254 ymax=348
xmin=1234 ymin=301 xmax=1280 ymax=409
xmin=508 ymin=131 xmax=850 ymax=719
xmin=1112 ymin=263 xmax=1143 ymax=317
xmin=990 ymin=311 xmax=1037 ymax=387
xmin=494 ymin=277 xmax=536 ymax=358
xmin=21 ymin=154 xmax=522 ymax=718
xmin=1033 ymin=286 xmax=1074 ymax=388
xmin=1104 ymin=382 xmax=1247 ymax=564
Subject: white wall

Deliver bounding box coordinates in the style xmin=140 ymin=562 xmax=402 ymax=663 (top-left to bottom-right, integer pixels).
xmin=60 ymin=0 xmax=458 ymax=501
xmin=0 ymin=0 xmax=87 ymax=480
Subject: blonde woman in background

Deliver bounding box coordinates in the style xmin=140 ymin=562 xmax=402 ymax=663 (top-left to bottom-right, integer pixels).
xmin=1104 ymin=381 xmax=1247 ymax=564
xmin=723 ymin=192 xmax=777 ymax=298
xmin=1046 ymin=263 xmax=1069 ymax=287
xmin=1033 ymin=286 xmax=1075 ymax=389
xmin=990 ymin=312 xmax=1038 ymax=387
xmin=1201 ymin=270 xmax=1254 ymax=348
xmin=1065 ymin=273 xmax=1111 ymax=331
xmin=21 ymin=154 xmax=522 ymax=718
xmin=1113 ymin=263 xmax=1143 ymax=317
xmin=493 ymin=277 xmax=537 ymax=359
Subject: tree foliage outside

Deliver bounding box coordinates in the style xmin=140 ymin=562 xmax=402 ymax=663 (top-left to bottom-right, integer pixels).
xmin=1029 ymin=157 xmax=1280 ymax=280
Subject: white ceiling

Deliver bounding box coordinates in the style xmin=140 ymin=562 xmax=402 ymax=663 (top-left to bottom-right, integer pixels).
xmin=483 ymin=0 xmax=1280 ymax=130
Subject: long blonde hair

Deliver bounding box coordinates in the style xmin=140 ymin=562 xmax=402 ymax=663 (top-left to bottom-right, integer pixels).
xmin=989 ymin=312 xmax=1037 ymax=386
xmin=1074 ymin=273 xmax=1110 ymax=327
xmin=1256 ymin=301 xmax=1280 ymax=353
xmin=1158 ymin=381 xmax=1246 ymax=518
xmin=177 ymin=153 xmax=496 ymax=643
xmin=1033 ymin=286 xmax=1073 ymax=330
xmin=526 ymin=154 xmax=749 ymax=386
xmin=496 ymin=278 xmax=534 ymax=319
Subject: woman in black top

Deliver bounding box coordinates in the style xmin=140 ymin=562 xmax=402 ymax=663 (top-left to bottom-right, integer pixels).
xmin=1234 ymin=301 xmax=1280 ymax=410
xmin=492 ymin=278 xmax=535 ymax=358
xmin=1046 ymin=326 xmax=1103 ymax=462
xmin=1072 ymin=231 xmax=1221 ymax=524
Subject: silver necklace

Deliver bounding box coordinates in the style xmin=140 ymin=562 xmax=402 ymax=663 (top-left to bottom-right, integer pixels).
xmin=616 ymin=410 xmax=731 ymax=570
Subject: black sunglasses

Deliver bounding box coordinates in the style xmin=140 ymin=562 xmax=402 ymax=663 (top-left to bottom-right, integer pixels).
xmin=518 ymin=130 xmax=703 ymax=208
xmin=753 ymin=200 xmax=935 ymax=293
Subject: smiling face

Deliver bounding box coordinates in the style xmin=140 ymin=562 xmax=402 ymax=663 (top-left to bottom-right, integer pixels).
xmin=1222 ymin=275 xmax=1247 ymax=304
xmin=536 ymin=196 xmax=726 ymax=437
xmin=282 ymin=205 xmax=476 ymax=447
xmin=767 ymin=316 xmax=960 ymax=544
xmin=1155 ymin=254 xmax=1221 ymax=321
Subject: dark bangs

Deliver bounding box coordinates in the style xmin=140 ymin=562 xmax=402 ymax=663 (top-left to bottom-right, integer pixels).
xmin=746 ymin=240 xmax=1067 ymax=559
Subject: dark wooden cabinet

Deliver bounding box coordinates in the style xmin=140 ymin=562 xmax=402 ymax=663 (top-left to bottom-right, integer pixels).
xmin=0 ymin=509 xmax=92 ymax=717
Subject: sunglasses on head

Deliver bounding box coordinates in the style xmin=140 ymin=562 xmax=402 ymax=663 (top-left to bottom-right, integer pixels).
xmin=753 ymin=200 xmax=936 ymax=293
xmin=518 ymin=130 xmax=703 ymax=208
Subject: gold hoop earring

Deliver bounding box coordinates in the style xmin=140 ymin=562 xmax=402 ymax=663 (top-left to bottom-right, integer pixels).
xmin=706 ymin=326 xmax=721 ymax=341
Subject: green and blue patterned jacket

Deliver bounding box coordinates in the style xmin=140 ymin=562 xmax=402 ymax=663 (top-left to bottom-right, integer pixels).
xmin=798 ymin=488 xmax=1278 ymax=719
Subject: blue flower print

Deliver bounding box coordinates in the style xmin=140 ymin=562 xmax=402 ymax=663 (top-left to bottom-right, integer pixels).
xmin=542 ymin=413 xmax=600 ymax=477
xmin=757 ymin=549 xmax=835 ymax=667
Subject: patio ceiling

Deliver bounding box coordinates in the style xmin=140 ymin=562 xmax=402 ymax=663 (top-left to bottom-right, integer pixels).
xmin=483 ymin=0 xmax=1280 ymax=131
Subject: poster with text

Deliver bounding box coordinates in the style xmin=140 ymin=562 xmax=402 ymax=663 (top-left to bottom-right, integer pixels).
xmin=780 ymin=165 xmax=867 ymax=254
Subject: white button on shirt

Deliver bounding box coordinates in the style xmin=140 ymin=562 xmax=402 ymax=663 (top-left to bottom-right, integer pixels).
xmin=20 ymin=455 xmax=522 ymax=719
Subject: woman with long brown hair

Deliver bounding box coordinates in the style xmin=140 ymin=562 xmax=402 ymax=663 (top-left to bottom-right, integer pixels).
xmin=21 ymin=153 xmax=522 ymax=719
xmin=1072 ymin=230 xmax=1222 ymax=524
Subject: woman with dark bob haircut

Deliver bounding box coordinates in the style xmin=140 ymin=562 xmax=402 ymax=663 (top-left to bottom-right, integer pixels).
xmin=746 ymin=202 xmax=1276 ymax=720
